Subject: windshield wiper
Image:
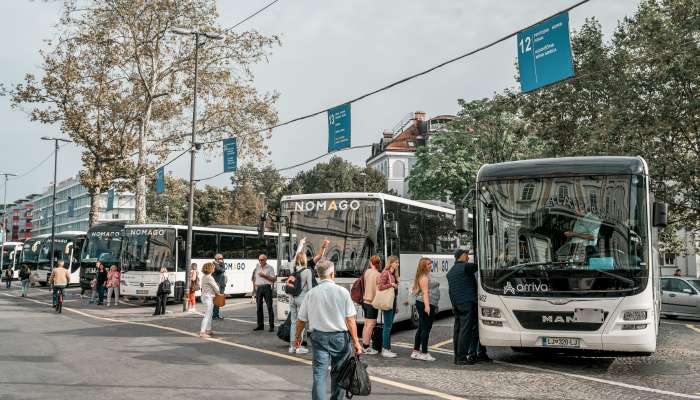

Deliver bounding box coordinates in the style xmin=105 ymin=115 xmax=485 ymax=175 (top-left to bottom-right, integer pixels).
xmin=496 ymin=262 xmax=554 ymax=285
xmin=594 ymin=269 xmax=635 ymax=286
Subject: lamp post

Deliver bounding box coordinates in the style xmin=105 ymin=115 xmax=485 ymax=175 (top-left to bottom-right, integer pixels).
xmin=171 ymin=28 xmax=224 ymax=311
xmin=0 ymin=172 xmax=17 ymax=270
xmin=41 ymin=136 xmax=72 ymax=270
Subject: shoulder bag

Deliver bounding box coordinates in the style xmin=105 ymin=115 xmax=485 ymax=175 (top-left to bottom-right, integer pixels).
xmin=213 ymin=293 xmax=226 ymax=307
xmin=337 ymin=354 xmax=371 ymax=398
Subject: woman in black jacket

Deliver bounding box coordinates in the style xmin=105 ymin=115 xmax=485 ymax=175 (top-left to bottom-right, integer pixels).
xmin=95 ymin=262 xmax=108 ymax=305
xmin=19 ymin=265 xmax=31 ymax=297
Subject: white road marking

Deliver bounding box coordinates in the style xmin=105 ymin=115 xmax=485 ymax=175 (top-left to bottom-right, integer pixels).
xmin=431 ymin=338 xmax=453 ymax=350
xmin=685 ymin=324 xmax=700 ymax=334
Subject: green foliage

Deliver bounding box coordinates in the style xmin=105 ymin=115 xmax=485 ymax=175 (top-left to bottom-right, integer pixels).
xmin=284 ymin=156 xmax=387 ymax=195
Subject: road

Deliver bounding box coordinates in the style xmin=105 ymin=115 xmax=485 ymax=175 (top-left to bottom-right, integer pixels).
xmin=1 ymin=284 xmax=700 ymax=400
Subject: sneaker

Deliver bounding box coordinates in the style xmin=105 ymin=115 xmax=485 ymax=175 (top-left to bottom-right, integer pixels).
xmin=289 ymin=346 xmax=296 ymax=354
xmin=363 ymin=347 xmax=378 ymax=355
xmin=381 ymin=349 xmax=397 ymax=358
xmin=199 ymin=332 xmax=211 ymax=338
xmin=410 ymin=350 xmax=421 ymax=360
xmin=419 ymin=353 xmax=436 ymax=362
xmin=295 ymin=347 xmax=309 ymax=355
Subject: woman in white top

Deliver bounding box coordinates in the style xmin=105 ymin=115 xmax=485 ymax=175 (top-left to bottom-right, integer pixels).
xmin=199 ymin=262 xmax=220 ymax=338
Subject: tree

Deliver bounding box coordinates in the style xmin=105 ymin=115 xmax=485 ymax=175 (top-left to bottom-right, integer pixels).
xmin=232 ymin=164 xmax=287 ymax=213
xmin=146 ymin=175 xmax=189 ymax=225
xmin=284 ymin=156 xmax=387 ymax=195
xmin=194 ymin=185 xmax=233 ymax=226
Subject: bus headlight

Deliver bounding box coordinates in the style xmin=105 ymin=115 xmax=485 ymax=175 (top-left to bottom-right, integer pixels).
xmin=623 ymin=310 xmax=647 ymax=321
xmin=622 ymin=324 xmax=647 ymax=330
xmin=483 ymin=320 xmax=503 ymax=327
xmin=481 ymin=307 xmax=501 ymax=318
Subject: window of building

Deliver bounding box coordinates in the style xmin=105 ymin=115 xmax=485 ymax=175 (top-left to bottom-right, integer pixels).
xmin=392 ymin=161 xmax=406 ymax=179
xmin=520 ymin=183 xmax=535 ymax=201
xmin=660 ymin=252 xmax=677 ymax=266
xmin=589 ymin=192 xmax=598 ymax=211
xmin=557 ymin=185 xmax=569 ymax=202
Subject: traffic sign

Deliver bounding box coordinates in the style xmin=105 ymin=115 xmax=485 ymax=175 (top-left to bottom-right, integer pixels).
xmin=155 ymin=167 xmax=165 ymax=194
xmin=517 ymin=11 xmax=574 ymax=92
xmin=327 ymin=103 xmax=351 ymax=153
xmin=223 ymin=138 xmax=237 ymax=173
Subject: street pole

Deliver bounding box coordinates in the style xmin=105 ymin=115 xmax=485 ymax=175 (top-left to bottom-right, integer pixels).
xmin=41 ymin=137 xmax=71 ymax=271
xmin=0 ymin=173 xmax=17 ymax=271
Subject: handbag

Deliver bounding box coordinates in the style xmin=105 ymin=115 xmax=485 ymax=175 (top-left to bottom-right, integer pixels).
xmin=371 ymin=288 xmax=395 ymax=311
xmin=276 ymin=313 xmax=292 ymax=342
xmin=337 ymin=354 xmax=371 ymax=398
xmin=213 ymin=293 xmax=226 ymax=307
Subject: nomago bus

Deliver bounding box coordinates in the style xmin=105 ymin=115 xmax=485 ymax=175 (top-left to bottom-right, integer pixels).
xmin=119 ymin=224 xmax=279 ymax=300
xmin=20 ymin=234 xmax=47 ymax=278
xmin=80 ymin=221 xmax=128 ymax=290
xmin=35 ymin=231 xmax=86 ymax=286
xmin=1 ymin=242 xmax=24 ymax=280
xmin=274 ymin=192 xmax=467 ymax=327
xmin=466 ymin=156 xmax=667 ymax=356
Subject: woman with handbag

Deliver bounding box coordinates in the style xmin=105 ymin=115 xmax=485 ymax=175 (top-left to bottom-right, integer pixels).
xmin=187 ymin=264 xmax=199 ymax=312
xmin=105 ymin=265 xmax=120 ymax=306
xmin=199 ymin=262 xmax=219 ymax=338
xmin=374 ymin=255 xmax=399 ymax=358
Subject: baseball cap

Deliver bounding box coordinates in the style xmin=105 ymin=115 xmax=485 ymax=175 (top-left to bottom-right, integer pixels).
xmin=453 ymin=249 xmax=467 ymax=260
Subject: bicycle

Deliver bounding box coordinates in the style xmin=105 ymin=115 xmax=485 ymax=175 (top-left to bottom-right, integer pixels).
xmin=52 ymin=284 xmax=64 ymax=314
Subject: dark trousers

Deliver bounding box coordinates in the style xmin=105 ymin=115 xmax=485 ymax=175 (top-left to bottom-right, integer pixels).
xmin=154 ymin=292 xmax=168 ymax=315
xmin=256 ymin=284 xmax=274 ymax=328
xmin=413 ymin=301 xmax=436 ymax=353
xmin=454 ymin=302 xmax=483 ymax=361
xmin=212 ymin=286 xmax=225 ymax=318
xmin=97 ymin=284 xmax=106 ymax=304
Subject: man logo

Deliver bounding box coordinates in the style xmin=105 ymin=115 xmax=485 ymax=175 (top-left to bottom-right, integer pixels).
xmin=542 ymin=315 xmax=575 ymax=323
xmin=503 ymin=281 xmax=516 ymax=295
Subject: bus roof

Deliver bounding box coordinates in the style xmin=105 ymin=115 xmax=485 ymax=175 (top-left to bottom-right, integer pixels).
xmin=477 ymin=156 xmax=647 ymax=182
xmin=123 ymin=223 xmax=279 ymax=236
xmin=280 ymin=192 xmax=456 ymax=214
xmin=44 ymin=231 xmax=86 ymax=239
xmin=87 ymin=221 xmax=129 ymax=231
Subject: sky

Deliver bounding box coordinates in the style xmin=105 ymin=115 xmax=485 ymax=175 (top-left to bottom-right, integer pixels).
xmin=0 ymin=0 xmax=643 ymax=204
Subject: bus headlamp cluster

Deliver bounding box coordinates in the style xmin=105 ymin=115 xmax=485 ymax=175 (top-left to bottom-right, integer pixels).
xmin=481 ymin=307 xmax=501 ymax=319
xmin=623 ymin=310 xmax=647 ymax=321
xmin=622 ymin=324 xmax=647 ymax=330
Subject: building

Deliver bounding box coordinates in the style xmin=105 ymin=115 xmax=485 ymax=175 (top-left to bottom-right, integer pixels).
xmin=661 ymin=229 xmax=699 ymax=278
xmin=0 ymin=196 xmax=37 ymax=241
xmin=366 ymin=111 xmax=455 ymax=197
xmin=30 ymin=175 xmax=135 ymax=236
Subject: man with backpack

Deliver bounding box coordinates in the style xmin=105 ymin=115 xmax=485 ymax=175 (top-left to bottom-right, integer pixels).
xmin=212 ymin=254 xmax=227 ymax=320
xmin=286 ymin=238 xmax=326 ymax=354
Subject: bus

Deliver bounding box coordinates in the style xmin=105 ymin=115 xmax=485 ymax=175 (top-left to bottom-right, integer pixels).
xmin=119 ymin=224 xmax=279 ymax=299
xmin=471 ymin=156 xmax=665 ymax=355
xmin=35 ymin=231 xmax=86 ymax=286
xmin=1 ymin=242 xmax=23 ymax=280
xmin=274 ymin=192 xmax=466 ymax=326
xmin=20 ymin=235 xmax=47 ymax=277
xmin=80 ymin=221 xmax=128 ymax=290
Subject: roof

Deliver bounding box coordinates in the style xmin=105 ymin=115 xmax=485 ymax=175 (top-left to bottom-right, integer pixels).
xmin=88 ymin=221 xmax=130 ymax=231
xmin=122 ymin=224 xmax=279 ymax=236
xmin=477 ymin=156 xmax=648 ymax=182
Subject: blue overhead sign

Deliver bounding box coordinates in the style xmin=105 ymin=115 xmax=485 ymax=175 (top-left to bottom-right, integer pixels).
xmin=155 ymin=167 xmax=165 ymax=194
xmin=67 ymin=197 xmax=75 ymax=217
xmin=223 ymin=138 xmax=237 ymax=173
xmin=106 ymin=188 xmax=115 ymax=211
xmin=327 ymin=103 xmax=351 ymax=153
xmin=517 ymin=11 xmax=574 ymax=92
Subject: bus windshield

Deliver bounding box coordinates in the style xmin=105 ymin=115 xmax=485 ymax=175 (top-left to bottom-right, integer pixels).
xmin=282 ymin=199 xmax=382 ymax=278
xmin=83 ymin=231 xmax=122 ymax=265
xmin=38 ymin=239 xmax=70 ymax=264
xmin=478 ymin=175 xmax=649 ymax=297
xmin=1 ymin=246 xmax=15 ymax=268
xmin=121 ymin=228 xmax=176 ymax=272
xmin=22 ymin=240 xmax=41 ymax=264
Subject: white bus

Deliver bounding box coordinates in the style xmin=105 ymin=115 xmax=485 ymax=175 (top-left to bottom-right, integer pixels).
xmin=275 ymin=192 xmax=466 ymax=326
xmin=36 ymin=232 xmax=86 ymax=286
xmin=120 ymin=224 xmax=279 ymax=299
xmin=1 ymin=242 xmax=23 ymax=280
xmin=472 ymin=156 xmax=665 ymax=355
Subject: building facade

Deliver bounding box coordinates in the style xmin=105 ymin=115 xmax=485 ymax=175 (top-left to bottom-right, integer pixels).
xmin=30 ymin=175 xmax=135 ymax=236
xmin=661 ymin=229 xmax=699 ymax=278
xmin=0 ymin=195 xmax=37 ymax=241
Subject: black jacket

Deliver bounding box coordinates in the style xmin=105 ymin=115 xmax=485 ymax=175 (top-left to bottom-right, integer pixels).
xmin=213 ymin=261 xmax=227 ymax=291
xmin=446 ymin=261 xmax=478 ymax=306
xmin=96 ymin=269 xmax=108 ymax=285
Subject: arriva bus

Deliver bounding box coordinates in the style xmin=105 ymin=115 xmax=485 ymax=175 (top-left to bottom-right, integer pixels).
xmin=120 ymin=224 xmax=279 ymax=299
xmin=1 ymin=242 xmax=23 ymax=280
xmin=80 ymin=221 xmax=128 ymax=290
xmin=35 ymin=231 xmax=86 ymax=286
xmin=470 ymin=157 xmax=666 ymax=355
xmin=275 ymin=193 xmax=466 ymax=326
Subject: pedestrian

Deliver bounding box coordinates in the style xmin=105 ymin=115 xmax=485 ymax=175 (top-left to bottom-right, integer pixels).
xmin=4 ymin=267 xmax=13 ymax=289
xmin=49 ymin=260 xmax=70 ymax=308
xmin=187 ymin=263 xmax=199 ymax=312
xmin=95 ymin=262 xmax=108 ymax=305
xmin=89 ymin=277 xmax=97 ymax=304
xmin=288 ymin=238 xmax=327 ymax=354
xmin=105 ymin=265 xmax=120 ymax=307
xmin=252 ymin=254 xmax=276 ymax=332
xmin=199 ymin=262 xmax=219 ymax=338
xmin=294 ymin=259 xmax=363 ymax=400
xmin=674 ymin=268 xmax=682 ymax=277
xmin=377 ymin=255 xmax=399 ymax=358
xmin=361 ymin=255 xmax=381 ymax=354
xmin=211 ymin=254 xmax=227 ymax=320
xmin=19 ymin=264 xmax=31 ymax=297
xmin=153 ymin=267 xmax=170 ymax=316
xmin=411 ymin=257 xmax=440 ymax=362
xmin=447 ymin=250 xmax=489 ymax=365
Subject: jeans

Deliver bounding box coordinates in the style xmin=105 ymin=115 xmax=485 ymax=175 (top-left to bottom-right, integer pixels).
xmin=97 ymin=284 xmax=106 ymax=304
xmin=20 ymin=279 xmax=29 ymax=296
xmin=290 ymin=295 xmax=306 ymax=346
xmin=256 ymin=284 xmax=274 ymax=328
xmin=212 ymin=286 xmax=225 ymax=318
xmin=106 ymin=286 xmax=119 ymax=306
xmin=414 ymin=301 xmax=436 ymax=353
xmin=200 ymin=294 xmax=214 ymax=333
xmin=453 ymin=302 xmax=477 ymax=361
xmin=5 ymin=279 xmax=11 ymax=288
xmin=310 ymin=331 xmax=352 ymax=400
xmin=154 ymin=292 xmax=168 ymax=315
xmin=52 ymin=285 xmax=66 ymax=306
xmin=382 ymin=308 xmax=395 ymax=350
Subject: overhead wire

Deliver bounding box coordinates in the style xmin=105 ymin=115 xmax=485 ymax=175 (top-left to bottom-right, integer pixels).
xmin=223 ymin=0 xmax=281 ymax=33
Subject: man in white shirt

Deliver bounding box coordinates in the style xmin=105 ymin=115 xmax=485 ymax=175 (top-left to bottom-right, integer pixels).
xmin=295 ymin=260 xmax=362 ymax=400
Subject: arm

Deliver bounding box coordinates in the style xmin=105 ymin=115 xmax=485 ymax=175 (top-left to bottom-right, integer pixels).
xmin=419 ymin=277 xmax=430 ymax=312
xmin=313 ymin=239 xmax=329 ymax=264
xmin=259 ymin=266 xmax=276 ymax=284
xmin=345 ymin=316 xmax=363 ymax=354
xmin=294 ymin=320 xmax=306 ymax=348
xmin=377 ymin=271 xmax=393 ymax=291
xmin=464 ymin=262 xmax=478 ymax=274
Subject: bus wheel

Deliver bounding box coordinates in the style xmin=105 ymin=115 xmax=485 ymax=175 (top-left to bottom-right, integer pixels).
xmin=409 ymin=305 xmax=420 ymax=329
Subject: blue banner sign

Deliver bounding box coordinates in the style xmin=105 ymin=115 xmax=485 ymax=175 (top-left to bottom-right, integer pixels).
xmin=223 ymin=138 xmax=237 ymax=173
xmin=327 ymin=103 xmax=351 ymax=152
xmin=106 ymin=188 xmax=115 ymax=211
xmin=67 ymin=197 xmax=75 ymax=217
xmin=517 ymin=11 xmax=574 ymax=92
xmin=155 ymin=167 xmax=165 ymax=194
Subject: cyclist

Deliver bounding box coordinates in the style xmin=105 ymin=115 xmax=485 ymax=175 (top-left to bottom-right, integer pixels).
xmin=49 ymin=260 xmax=70 ymax=308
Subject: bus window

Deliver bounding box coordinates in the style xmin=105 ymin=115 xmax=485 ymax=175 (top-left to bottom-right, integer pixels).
xmin=219 ymin=235 xmax=244 ymax=259
xmin=245 ymin=236 xmax=267 ymax=259
xmin=266 ymin=237 xmax=278 ymax=259
xmin=193 ymin=233 xmax=217 ymax=259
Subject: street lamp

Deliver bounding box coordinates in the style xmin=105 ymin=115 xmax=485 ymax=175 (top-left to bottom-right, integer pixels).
xmin=41 ymin=136 xmax=72 ymax=270
xmin=0 ymin=172 xmax=17 ymax=270
xmin=171 ymin=28 xmax=224 ymax=311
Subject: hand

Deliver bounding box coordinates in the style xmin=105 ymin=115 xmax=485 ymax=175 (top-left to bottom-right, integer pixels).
xmin=392 ymin=283 xmax=398 ymax=288
xmin=258 ymin=272 xmax=264 ymax=277
xmin=294 ymin=339 xmax=302 ymax=349
xmin=322 ymin=239 xmax=330 ymax=248
xmin=353 ymin=340 xmax=363 ymax=355
xmin=424 ymin=304 xmax=430 ymax=315
xmin=564 ymin=231 xmax=576 ymax=238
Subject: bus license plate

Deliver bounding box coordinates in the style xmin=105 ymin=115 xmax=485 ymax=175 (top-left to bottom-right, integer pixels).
xmin=542 ymin=337 xmax=580 ymax=348
xmin=277 ymin=293 xmax=289 ymax=304
xmin=136 ymin=290 xmax=149 ymax=295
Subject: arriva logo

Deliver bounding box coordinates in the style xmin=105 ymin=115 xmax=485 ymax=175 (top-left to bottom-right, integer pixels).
xmin=503 ymin=282 xmax=516 ymax=295
xmin=293 ymin=200 xmax=361 ymax=212
xmin=503 ymin=281 xmax=549 ymax=294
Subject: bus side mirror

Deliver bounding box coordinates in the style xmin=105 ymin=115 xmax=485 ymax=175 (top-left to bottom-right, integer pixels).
xmin=486 ymin=206 xmax=494 ymax=236
xmin=653 ymin=202 xmax=668 ymax=228
xmin=455 ymin=206 xmax=468 ymax=233
xmin=65 ymin=242 xmax=74 ymax=255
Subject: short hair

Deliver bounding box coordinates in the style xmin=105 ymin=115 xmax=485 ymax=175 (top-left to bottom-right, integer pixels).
xmin=315 ymin=259 xmax=335 ymax=279
xmin=259 ymin=254 xmax=268 ymax=261
xmin=109 ymin=265 xmax=117 ymax=271
xmin=201 ymin=262 xmax=215 ymax=275
xmin=160 ymin=267 xmax=167 ymax=273
xmin=215 ymin=253 xmax=223 ymax=259
xmin=57 ymin=260 xmax=65 ymax=268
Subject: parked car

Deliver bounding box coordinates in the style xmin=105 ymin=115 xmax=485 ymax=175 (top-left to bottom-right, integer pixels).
xmin=661 ymin=276 xmax=700 ymax=319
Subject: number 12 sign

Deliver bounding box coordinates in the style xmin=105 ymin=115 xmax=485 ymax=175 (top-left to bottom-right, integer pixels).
xmin=517 ymin=11 xmax=574 ymax=93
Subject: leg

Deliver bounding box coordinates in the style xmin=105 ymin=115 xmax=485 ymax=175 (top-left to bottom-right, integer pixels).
xmin=107 ymin=287 xmax=113 ymax=305
xmin=98 ymin=285 xmax=104 ymax=304
xmin=114 ymin=286 xmax=119 ymax=305
xmin=382 ymin=309 xmax=395 ymax=350
xmin=52 ymin=286 xmax=58 ymax=306
xmin=289 ymin=299 xmax=298 ymax=347
xmin=255 ymin=286 xmax=264 ymax=328
xmin=263 ymin=285 xmax=274 ymax=328
xmin=200 ymin=297 xmax=213 ymax=333
xmin=329 ymin=333 xmax=352 ymax=400
xmin=414 ymin=301 xmax=426 ymax=351
xmin=161 ymin=293 xmax=167 ymax=314
xmin=453 ymin=304 xmax=469 ymax=362
xmin=311 ymin=333 xmax=331 ymax=400
xmin=421 ymin=305 xmax=436 ymax=353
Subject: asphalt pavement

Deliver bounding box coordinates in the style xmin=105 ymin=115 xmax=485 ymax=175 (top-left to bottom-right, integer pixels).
xmin=1 ymin=283 xmax=700 ymax=400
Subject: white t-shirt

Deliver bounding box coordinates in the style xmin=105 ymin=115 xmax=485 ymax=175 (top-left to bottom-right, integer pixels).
xmin=298 ymin=280 xmax=356 ymax=333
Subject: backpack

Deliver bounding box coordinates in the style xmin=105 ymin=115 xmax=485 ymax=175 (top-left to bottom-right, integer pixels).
xmin=277 ymin=313 xmax=292 ymax=342
xmin=158 ymin=279 xmax=172 ymax=294
xmin=350 ymin=271 xmax=365 ymax=304
xmin=285 ymin=267 xmax=316 ymax=297
xmin=336 ymin=354 xmax=371 ymax=398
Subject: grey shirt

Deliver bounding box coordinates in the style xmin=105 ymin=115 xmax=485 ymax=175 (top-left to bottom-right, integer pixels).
xmin=251 ymin=263 xmax=276 ymax=286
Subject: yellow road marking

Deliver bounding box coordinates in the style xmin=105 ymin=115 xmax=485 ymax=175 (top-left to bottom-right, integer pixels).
xmin=431 ymin=338 xmax=453 ymax=350
xmin=1 ymin=293 xmax=465 ymax=400
xmin=686 ymin=324 xmax=700 ymax=334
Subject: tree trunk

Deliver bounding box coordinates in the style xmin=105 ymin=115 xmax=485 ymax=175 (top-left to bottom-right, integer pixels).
xmin=134 ymin=101 xmax=153 ymax=223
xmin=88 ymin=186 xmax=101 ymax=227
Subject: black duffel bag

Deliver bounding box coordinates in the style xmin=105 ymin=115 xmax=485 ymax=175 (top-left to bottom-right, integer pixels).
xmin=277 ymin=313 xmax=292 ymax=342
xmin=336 ymin=354 xmax=371 ymax=398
